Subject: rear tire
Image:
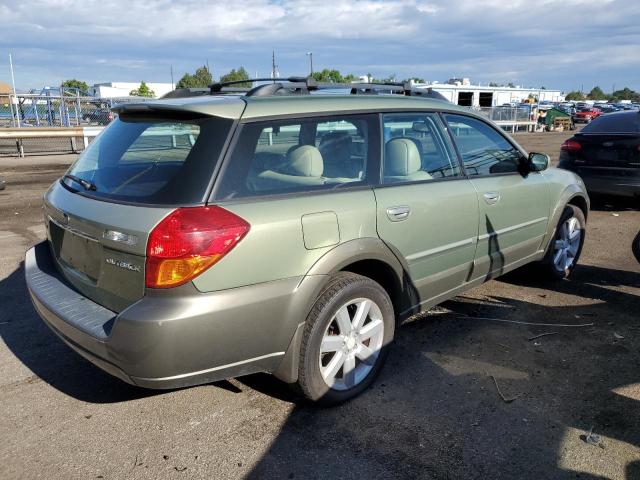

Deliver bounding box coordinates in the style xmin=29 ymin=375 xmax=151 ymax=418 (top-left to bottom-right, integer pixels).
xmin=296 ymin=272 xmax=394 ymax=406
xmin=632 ymin=231 xmax=640 ymax=264
xmin=542 ymin=205 xmax=585 ymax=279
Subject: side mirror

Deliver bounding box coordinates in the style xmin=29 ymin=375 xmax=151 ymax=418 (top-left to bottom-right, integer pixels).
xmin=528 ymin=152 xmax=550 ymax=172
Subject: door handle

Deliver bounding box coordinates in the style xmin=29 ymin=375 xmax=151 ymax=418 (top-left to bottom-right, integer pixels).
xmin=386 ymin=206 xmax=410 ymax=222
xmin=483 ymin=192 xmax=501 ymax=205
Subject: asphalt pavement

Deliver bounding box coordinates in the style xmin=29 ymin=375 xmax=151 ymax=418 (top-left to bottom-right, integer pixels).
xmin=0 ymin=137 xmax=638 ymax=479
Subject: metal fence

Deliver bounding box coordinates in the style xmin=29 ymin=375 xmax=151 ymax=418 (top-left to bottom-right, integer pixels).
xmin=476 ymin=106 xmax=532 ymax=123
xmin=0 ymin=94 xmax=153 ymax=155
xmin=0 ymin=94 xmax=151 ymax=128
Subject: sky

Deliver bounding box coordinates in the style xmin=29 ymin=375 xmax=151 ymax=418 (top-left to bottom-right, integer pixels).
xmin=0 ymin=0 xmax=638 ymax=93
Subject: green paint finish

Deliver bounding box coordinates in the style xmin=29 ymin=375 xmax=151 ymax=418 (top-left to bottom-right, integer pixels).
xmin=374 ymin=180 xmax=479 ymax=302
xmin=301 ymin=211 xmax=340 ymax=250
xmin=43 ymin=182 xmax=173 ymax=312
xmin=242 ymin=95 xmax=471 ymax=119
xmin=469 ymin=173 xmax=550 ymax=279
xmin=115 ymin=95 xmax=246 ymax=119
xmin=193 ymin=190 xmax=377 ymax=292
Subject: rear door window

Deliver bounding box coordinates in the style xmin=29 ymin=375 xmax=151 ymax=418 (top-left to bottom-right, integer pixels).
xmin=63 ymin=115 xmax=233 ymax=205
xmin=443 ymin=114 xmax=523 ymax=175
xmin=382 ymin=112 xmax=461 ymax=183
xmin=215 ymin=114 xmax=379 ymax=199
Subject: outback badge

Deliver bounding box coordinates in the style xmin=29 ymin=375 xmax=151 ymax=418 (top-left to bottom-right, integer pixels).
xmin=105 ymin=258 xmax=141 ymax=272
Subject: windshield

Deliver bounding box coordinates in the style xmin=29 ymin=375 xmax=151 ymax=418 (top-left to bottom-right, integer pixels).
xmin=63 ymin=114 xmax=233 ymax=205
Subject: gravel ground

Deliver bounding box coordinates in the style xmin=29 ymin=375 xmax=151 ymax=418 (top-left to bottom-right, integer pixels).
xmin=0 ymin=134 xmax=638 ymax=480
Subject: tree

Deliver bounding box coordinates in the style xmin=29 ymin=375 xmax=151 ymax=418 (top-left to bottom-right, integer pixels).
xmin=588 ymin=86 xmax=607 ymax=101
xmin=402 ymin=77 xmax=426 ymax=84
xmin=62 ymin=79 xmax=89 ymax=94
xmin=175 ymin=66 xmax=213 ymax=89
xmin=610 ymin=87 xmax=640 ymax=103
xmin=310 ymin=68 xmax=359 ymax=83
xmin=129 ymin=81 xmax=155 ymax=97
xmin=507 ymin=82 xmax=516 ymax=88
xmin=565 ymin=91 xmax=585 ymax=101
xmin=488 ymin=82 xmax=500 ymax=87
xmin=219 ymin=67 xmax=251 ymax=87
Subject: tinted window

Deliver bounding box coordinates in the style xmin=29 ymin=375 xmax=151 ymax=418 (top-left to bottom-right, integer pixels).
xmin=215 ymin=115 xmax=378 ymax=199
xmin=382 ymin=113 xmax=460 ymax=183
xmin=444 ymin=114 xmax=523 ymax=175
xmin=63 ymin=115 xmax=233 ymax=204
xmin=581 ymin=112 xmax=640 ymax=134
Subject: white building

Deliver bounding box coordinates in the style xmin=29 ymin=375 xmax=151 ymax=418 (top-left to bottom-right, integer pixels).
xmin=90 ymin=82 xmax=174 ymax=99
xmin=414 ymin=81 xmax=564 ymax=107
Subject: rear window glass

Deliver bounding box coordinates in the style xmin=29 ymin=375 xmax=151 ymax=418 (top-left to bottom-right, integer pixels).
xmin=63 ymin=115 xmax=233 ymax=205
xmin=581 ymin=113 xmax=640 ymax=134
xmin=214 ymin=114 xmax=379 ymax=200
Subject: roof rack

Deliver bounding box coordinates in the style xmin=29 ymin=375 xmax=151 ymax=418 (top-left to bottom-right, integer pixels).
xmin=163 ymin=76 xmax=449 ymax=101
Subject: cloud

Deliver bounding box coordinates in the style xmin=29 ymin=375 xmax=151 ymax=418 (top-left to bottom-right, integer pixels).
xmin=0 ymin=0 xmax=638 ymax=91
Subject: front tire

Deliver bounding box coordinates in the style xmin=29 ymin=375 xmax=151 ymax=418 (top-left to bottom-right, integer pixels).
xmin=543 ymin=205 xmax=585 ymax=279
xmin=296 ymin=272 xmax=395 ymax=405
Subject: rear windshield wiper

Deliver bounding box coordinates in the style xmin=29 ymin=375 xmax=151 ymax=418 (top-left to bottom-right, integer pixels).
xmin=63 ymin=174 xmax=97 ymax=191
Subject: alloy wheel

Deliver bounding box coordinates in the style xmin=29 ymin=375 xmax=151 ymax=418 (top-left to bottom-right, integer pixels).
xmin=319 ymin=298 xmax=385 ymax=391
xmin=553 ymin=216 xmax=581 ymax=272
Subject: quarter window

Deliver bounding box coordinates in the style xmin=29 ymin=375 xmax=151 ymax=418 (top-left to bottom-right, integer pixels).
xmin=444 ymin=114 xmax=523 ymax=176
xmin=215 ymin=115 xmax=378 ymax=199
xmin=382 ymin=113 xmax=460 ymax=184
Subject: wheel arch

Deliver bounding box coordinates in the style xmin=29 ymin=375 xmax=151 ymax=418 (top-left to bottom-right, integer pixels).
xmin=272 ymin=238 xmax=409 ymax=384
xmin=303 ymin=237 xmax=407 ymax=316
xmin=567 ymin=194 xmax=589 ymax=221
xmin=541 ymin=189 xmax=589 ymax=257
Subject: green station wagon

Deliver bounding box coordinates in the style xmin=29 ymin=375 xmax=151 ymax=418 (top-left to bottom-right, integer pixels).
xmin=25 ymin=78 xmax=589 ymax=404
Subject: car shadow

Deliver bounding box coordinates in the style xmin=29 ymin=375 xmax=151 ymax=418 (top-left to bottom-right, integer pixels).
xmin=3 ymin=256 xmax=639 ymax=477
xmin=243 ymin=264 xmax=640 ymax=479
xmin=0 ymin=263 xmax=237 ymax=403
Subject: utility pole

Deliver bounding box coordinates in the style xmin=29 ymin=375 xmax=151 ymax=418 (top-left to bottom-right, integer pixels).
xmin=306 ymin=52 xmax=313 ymax=76
xmin=170 ymin=65 xmax=174 ymax=89
xmin=9 ymin=53 xmax=20 ymax=127
xmin=271 ymin=51 xmax=279 ymax=80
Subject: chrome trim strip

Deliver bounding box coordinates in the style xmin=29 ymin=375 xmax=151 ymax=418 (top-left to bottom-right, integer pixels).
xmin=133 ymin=352 xmax=286 ymax=382
xmin=406 ymin=236 xmax=476 ymax=262
xmin=478 ymin=217 xmax=547 ymax=241
xmin=48 ymin=215 xmax=100 ymax=243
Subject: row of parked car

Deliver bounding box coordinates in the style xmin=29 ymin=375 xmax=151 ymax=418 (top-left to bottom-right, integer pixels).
xmin=546 ymin=101 xmax=640 ymax=124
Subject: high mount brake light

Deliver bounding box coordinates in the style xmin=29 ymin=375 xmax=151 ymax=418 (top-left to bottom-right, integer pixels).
xmin=561 ymin=140 xmax=582 ymax=152
xmin=145 ymin=206 xmax=250 ymax=289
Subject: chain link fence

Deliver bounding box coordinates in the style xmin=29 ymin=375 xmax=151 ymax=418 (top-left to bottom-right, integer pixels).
xmin=0 ymin=95 xmax=152 ymax=156
xmin=0 ymin=94 xmax=152 ymax=128
xmin=476 ymin=106 xmax=533 ymax=123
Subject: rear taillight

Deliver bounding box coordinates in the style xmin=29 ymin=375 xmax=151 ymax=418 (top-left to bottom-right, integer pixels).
xmin=561 ymin=140 xmax=582 ymax=152
xmin=145 ymin=206 xmax=250 ymax=288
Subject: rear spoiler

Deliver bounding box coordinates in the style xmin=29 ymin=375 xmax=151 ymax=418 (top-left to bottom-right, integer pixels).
xmin=110 ymin=99 xmax=245 ymax=120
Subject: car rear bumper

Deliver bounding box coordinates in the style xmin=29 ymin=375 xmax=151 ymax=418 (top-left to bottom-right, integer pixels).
xmin=558 ymin=166 xmax=639 ymax=198
xmin=26 ymin=241 xmax=325 ymax=389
